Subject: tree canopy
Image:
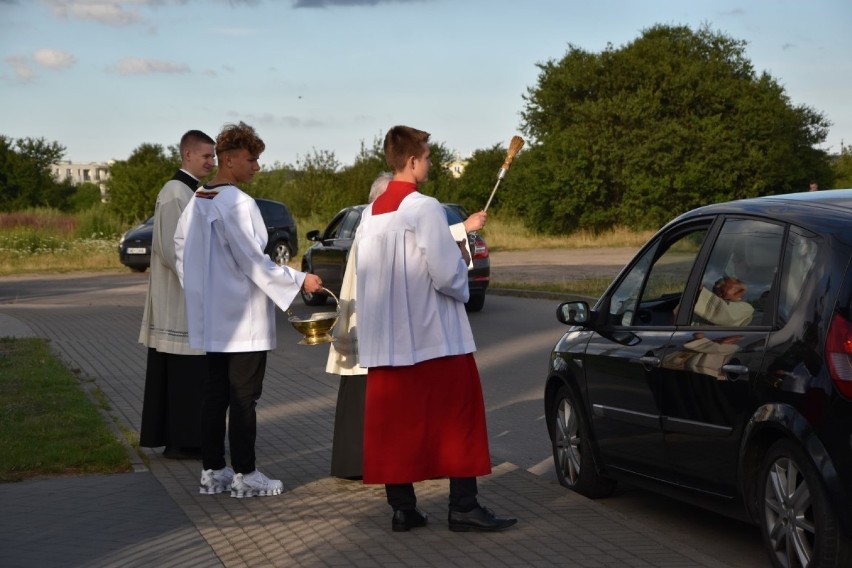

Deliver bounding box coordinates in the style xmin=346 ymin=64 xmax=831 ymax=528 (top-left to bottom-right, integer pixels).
xmin=512 ymin=23 xmax=833 ymax=233
xmin=105 ymin=143 xmax=179 ymax=223
xmin=0 ymin=135 xmax=72 ymax=212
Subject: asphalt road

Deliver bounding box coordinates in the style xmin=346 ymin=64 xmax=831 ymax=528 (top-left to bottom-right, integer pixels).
xmin=0 ymin=263 xmax=767 ymax=567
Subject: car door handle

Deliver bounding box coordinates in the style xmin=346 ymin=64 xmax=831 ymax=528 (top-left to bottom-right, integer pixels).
xmin=637 ymin=355 xmax=661 ymax=369
xmin=721 ymin=364 xmax=749 ymax=376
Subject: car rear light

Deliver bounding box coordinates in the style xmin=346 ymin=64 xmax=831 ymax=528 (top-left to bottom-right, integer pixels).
xmin=471 ymin=235 xmax=489 ymax=259
xmin=825 ymin=312 xmax=852 ymax=399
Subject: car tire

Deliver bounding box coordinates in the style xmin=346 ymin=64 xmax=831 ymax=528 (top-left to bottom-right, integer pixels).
xmin=550 ymin=384 xmax=616 ymax=498
xmin=465 ymin=291 xmax=485 ymax=312
xmin=300 ymin=286 xmax=328 ymax=306
xmin=270 ymin=240 xmax=292 ymax=266
xmin=130 ymin=266 xmax=147 ymax=273
xmin=758 ymin=438 xmax=851 ymax=568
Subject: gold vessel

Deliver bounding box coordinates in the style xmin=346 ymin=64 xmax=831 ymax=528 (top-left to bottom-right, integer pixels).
xmin=287 ymin=287 xmax=340 ymax=345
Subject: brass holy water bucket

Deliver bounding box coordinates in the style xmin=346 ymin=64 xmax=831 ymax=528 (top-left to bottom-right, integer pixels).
xmin=287 ymin=287 xmax=340 ymax=345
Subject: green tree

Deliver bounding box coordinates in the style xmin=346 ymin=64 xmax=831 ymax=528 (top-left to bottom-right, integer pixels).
xmin=519 ymin=24 xmax=832 ymax=233
xmin=105 ymin=143 xmax=179 ymax=223
xmin=451 ymin=145 xmax=507 ymax=212
xmin=0 ymin=135 xmax=69 ymax=211
xmin=68 ymin=182 xmax=104 ymax=211
xmin=418 ymin=141 xmax=458 ymax=204
xmin=831 ymin=144 xmax=852 ymax=189
xmin=335 ymin=138 xmax=387 ymax=206
xmin=280 ymin=148 xmax=342 ymax=219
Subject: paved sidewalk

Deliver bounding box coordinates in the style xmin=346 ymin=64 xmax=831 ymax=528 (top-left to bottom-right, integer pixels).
xmin=0 ymin=293 xmax=733 ymax=567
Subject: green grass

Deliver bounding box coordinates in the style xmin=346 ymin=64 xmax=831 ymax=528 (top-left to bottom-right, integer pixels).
xmin=490 ymin=277 xmax=612 ymax=299
xmin=0 ymin=337 xmax=132 ymax=482
xmin=0 ymin=208 xmax=652 ymax=277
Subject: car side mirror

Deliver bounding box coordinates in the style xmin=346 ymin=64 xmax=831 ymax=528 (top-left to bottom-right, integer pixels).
xmin=557 ymin=301 xmax=590 ymax=326
xmin=307 ymin=230 xmax=320 ymax=242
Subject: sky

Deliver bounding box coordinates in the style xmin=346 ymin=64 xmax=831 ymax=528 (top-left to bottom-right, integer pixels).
xmin=1 ymin=0 xmax=850 ymax=168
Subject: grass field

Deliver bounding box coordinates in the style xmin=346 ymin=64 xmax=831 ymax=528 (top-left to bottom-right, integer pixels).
xmin=0 ymin=337 xmax=132 ymax=482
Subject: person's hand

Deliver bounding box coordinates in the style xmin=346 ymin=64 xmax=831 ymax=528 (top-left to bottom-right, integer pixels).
xmin=463 ymin=211 xmax=487 ymax=232
xmin=302 ymin=273 xmax=323 ymax=293
xmin=457 ymin=240 xmax=471 ymax=266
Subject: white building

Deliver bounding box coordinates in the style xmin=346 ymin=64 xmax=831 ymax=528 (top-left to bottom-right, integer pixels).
xmin=446 ymin=154 xmax=468 ymax=178
xmin=51 ymin=160 xmax=112 ymax=200
xmin=51 ymin=160 xmax=111 ymax=187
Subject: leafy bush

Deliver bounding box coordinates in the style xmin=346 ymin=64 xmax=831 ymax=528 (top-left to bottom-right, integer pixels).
xmin=74 ymin=206 xmax=124 ymax=239
xmin=0 ymin=227 xmax=67 ymax=254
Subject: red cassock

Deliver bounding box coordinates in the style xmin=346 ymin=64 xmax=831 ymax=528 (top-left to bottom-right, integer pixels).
xmin=363 ymin=353 xmax=492 ymax=484
xmin=361 ymin=182 xmax=492 ymax=484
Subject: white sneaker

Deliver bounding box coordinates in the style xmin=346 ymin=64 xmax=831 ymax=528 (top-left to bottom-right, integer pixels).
xmin=230 ymin=469 xmax=283 ymax=498
xmin=199 ymin=466 xmax=234 ymax=495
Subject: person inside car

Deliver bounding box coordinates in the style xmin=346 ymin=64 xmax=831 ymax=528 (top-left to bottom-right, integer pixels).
xmin=692 ymin=276 xmax=754 ymax=326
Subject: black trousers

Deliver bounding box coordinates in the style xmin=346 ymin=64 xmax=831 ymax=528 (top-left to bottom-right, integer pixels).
xmin=202 ymin=351 xmax=267 ymax=474
xmin=385 ymin=477 xmax=479 ymax=512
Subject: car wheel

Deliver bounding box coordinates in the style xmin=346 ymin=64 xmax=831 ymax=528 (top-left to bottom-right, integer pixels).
xmin=759 ymin=439 xmax=851 ymax=568
xmin=270 ymin=240 xmax=292 ymax=266
xmin=130 ymin=266 xmax=147 ymax=273
xmin=300 ymin=285 xmax=328 ymax=306
xmin=550 ymin=384 xmax=616 ymax=498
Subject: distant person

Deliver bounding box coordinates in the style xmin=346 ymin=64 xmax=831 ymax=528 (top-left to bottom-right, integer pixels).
xmin=175 ymin=122 xmax=323 ymax=498
xmin=327 ymin=172 xmax=486 ymax=480
xmin=352 ymin=125 xmax=516 ymax=533
xmin=809 ymin=180 xmax=819 ymax=191
xmin=139 ymin=129 xmax=215 ymax=460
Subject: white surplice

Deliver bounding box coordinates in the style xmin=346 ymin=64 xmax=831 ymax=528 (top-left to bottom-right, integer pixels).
xmin=326 ymin=222 xmax=469 ymax=375
xmin=353 ymin=192 xmax=475 ymax=368
xmin=174 ymin=184 xmax=305 ymax=353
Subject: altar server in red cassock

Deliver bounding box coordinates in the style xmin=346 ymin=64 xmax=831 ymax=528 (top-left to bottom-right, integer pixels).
xmin=354 ymin=125 xmax=517 ymax=533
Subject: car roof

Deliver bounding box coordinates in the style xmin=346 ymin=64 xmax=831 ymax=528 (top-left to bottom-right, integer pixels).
xmin=668 ymin=189 xmax=852 ymax=232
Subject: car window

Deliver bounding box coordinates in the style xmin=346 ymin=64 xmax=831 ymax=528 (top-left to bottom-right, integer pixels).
xmin=322 ymin=212 xmax=347 ymax=240
xmin=338 ymin=210 xmax=361 ymax=239
xmin=691 ymin=218 xmax=784 ymax=327
xmin=778 ymin=225 xmax=819 ymax=325
xmin=607 ymin=227 xmax=707 ymax=327
xmin=255 ymin=200 xmax=292 ymax=227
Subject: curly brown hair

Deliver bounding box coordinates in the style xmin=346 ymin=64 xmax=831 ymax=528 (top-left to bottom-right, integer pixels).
xmin=215 ymin=122 xmax=265 ymax=158
xmin=383 ymin=125 xmax=430 ymax=173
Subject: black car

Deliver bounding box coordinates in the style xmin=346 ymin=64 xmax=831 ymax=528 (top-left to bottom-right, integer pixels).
xmin=544 ymin=190 xmax=852 ymax=568
xmin=300 ymin=203 xmax=490 ymax=311
xmin=118 ymin=197 xmax=298 ymax=271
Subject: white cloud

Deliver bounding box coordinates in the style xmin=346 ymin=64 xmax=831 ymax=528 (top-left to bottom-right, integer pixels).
xmin=4 ymin=55 xmax=36 ymax=81
xmin=33 ymin=48 xmax=77 ymax=69
xmin=111 ymin=57 xmax=190 ymax=75
xmin=42 ymin=0 xmax=148 ymax=25
xmin=40 ymin=0 xmax=265 ymax=26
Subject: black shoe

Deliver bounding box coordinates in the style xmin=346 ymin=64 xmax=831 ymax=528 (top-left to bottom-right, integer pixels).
xmin=162 ymin=446 xmax=202 ymax=460
xmin=392 ymin=508 xmax=428 ymax=532
xmin=448 ymin=505 xmax=517 ymax=532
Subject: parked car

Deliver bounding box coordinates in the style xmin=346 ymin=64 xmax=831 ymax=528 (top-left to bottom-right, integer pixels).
xmin=118 ymin=215 xmax=154 ymax=272
xmin=544 ymin=190 xmax=852 ymax=568
xmin=300 ymin=203 xmax=490 ymax=311
xmin=118 ymin=197 xmax=298 ymax=272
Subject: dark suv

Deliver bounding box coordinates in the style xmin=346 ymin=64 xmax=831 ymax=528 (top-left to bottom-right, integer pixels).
xmin=300 ymin=203 xmax=490 ymax=311
xmin=118 ymin=197 xmax=298 ymax=271
xmin=544 ymin=190 xmax=852 ymax=568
